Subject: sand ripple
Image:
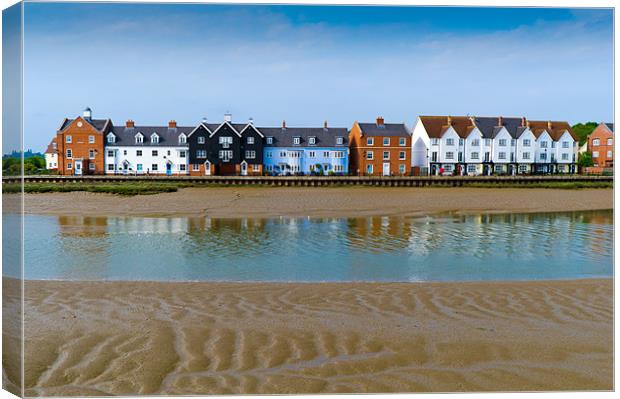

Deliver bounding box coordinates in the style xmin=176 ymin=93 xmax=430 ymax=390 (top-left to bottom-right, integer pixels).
xmin=2 ymin=278 xmax=612 ymax=395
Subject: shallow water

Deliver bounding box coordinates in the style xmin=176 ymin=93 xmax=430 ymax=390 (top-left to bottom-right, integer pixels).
xmin=8 ymin=210 xmax=614 ymax=282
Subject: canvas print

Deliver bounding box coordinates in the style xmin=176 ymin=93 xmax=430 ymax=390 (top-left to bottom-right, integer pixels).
xmin=1 ymin=1 xmax=614 ymax=396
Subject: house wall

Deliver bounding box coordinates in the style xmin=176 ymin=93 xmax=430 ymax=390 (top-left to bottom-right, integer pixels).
xmin=105 ymin=146 xmax=189 ymax=174
xmin=491 ymin=128 xmax=513 ymax=164
xmin=410 ymin=118 xmax=430 ymax=168
xmin=588 ymin=124 xmax=614 ymax=167
xmin=349 ymin=122 xmax=411 ymax=176
xmin=263 ymin=148 xmax=348 ymax=175
xmin=45 ymin=153 xmax=58 ymax=170
xmin=516 ymin=130 xmax=536 ymax=164
xmin=56 ymin=117 xmax=106 ymax=175
xmin=208 ymin=123 xmax=242 ymax=175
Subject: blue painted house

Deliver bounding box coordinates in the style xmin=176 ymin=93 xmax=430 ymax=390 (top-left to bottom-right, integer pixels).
xmin=261 ymin=121 xmax=349 ymax=175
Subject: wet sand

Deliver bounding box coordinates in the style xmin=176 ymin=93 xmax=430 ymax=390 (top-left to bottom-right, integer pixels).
xmin=5 ymin=186 xmax=613 ymax=218
xmin=3 ymin=278 xmax=612 ymax=395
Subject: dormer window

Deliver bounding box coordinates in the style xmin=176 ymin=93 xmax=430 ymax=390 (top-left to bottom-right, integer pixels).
xmin=309 ymin=137 xmax=316 ymax=145
xmin=293 ymin=137 xmax=301 ymax=145
xmin=266 ymin=137 xmax=273 ymax=144
xmin=151 ymin=133 xmax=159 ymax=144
xmin=198 ymin=136 xmax=205 ymax=144
xmin=178 ymin=133 xmax=187 ymax=144
xmin=336 ymin=137 xmax=343 ymax=145
xmin=107 ymin=133 xmax=116 ymax=144
xmin=135 ymin=133 xmax=144 ymax=144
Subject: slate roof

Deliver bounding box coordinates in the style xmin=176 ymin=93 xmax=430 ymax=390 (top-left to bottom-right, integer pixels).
xmin=45 ymin=138 xmax=57 ymax=154
xmin=108 ymin=125 xmax=194 ymax=147
xmin=358 ymin=122 xmax=410 ymax=137
xmin=58 ymin=118 xmax=110 ymax=132
xmin=260 ymin=127 xmax=349 ymax=147
xmin=605 ymin=123 xmax=614 ymax=133
xmin=474 ymin=117 xmax=523 ymax=139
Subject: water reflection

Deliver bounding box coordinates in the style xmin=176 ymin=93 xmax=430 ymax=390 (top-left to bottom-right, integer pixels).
xmin=17 ymin=210 xmax=613 ymax=282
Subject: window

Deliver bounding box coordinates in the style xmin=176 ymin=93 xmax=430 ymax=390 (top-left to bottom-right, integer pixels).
xmin=398 ymin=164 xmax=405 ymax=174
xmin=266 ymin=151 xmax=272 ymax=158
xmin=540 ymin=153 xmax=547 ymax=160
xmin=198 ymin=136 xmax=205 ymax=144
xmin=253 ymin=164 xmax=260 ymax=172
xmin=383 ymin=151 xmax=390 ymax=160
xmin=66 ymin=149 xmax=72 ymax=158
xmin=180 ymin=164 xmax=186 ymax=171
xmin=107 ymin=150 xmax=114 ymax=157
xmin=494 ymin=165 xmax=504 ymax=172
xmin=607 ymin=151 xmax=613 ymax=158
xmin=540 ymin=141 xmax=548 ymax=148
xmin=152 ymin=164 xmax=158 ymax=171
xmin=431 ymin=138 xmax=439 ymax=145
xmin=431 ymin=152 xmax=438 ymax=162
xmin=89 ymin=163 xmax=95 ymax=170
xmin=523 ymin=152 xmax=530 ymax=160
xmin=89 ymin=135 xmax=95 ymax=144
xmin=266 ymin=137 xmax=273 ymax=144
xmin=551 ymin=141 xmax=556 ymax=148
xmin=467 ymin=165 xmax=477 ymax=173
xmin=383 ymin=138 xmax=390 ymax=146
xmin=519 ymin=165 xmax=528 ymax=172
xmin=593 ymin=151 xmax=599 ymax=158
xmin=367 ymin=151 xmax=374 ymax=160
xmin=446 ymin=138 xmax=454 ymax=146
xmin=367 ymin=138 xmax=374 ymax=146
xmin=485 ymin=139 xmax=491 ymax=146
xmin=309 ymin=151 xmax=315 ymax=158
xmin=293 ymin=137 xmax=301 ymax=145
xmin=179 ymin=151 xmax=186 ymax=158
xmin=334 ymin=165 xmax=344 ymax=172
xmin=107 ymin=164 xmax=114 ymax=171
xmin=445 ymin=152 xmax=454 ymax=160
xmin=562 ymin=153 xmax=569 ymax=160
xmin=197 ymin=150 xmax=207 ymax=158
xmin=136 ymin=164 xmax=142 ymax=171
xmin=151 ymin=134 xmax=159 ymax=144
xmin=471 ymin=152 xmax=479 ymax=160
xmin=511 ymin=139 xmax=516 ymax=147
xmin=607 ymin=138 xmax=613 ymax=146
xmin=562 ymin=141 xmax=569 ymax=148
xmin=458 ymin=138 xmax=464 ymax=146
xmin=219 ymin=150 xmax=233 ymax=160
xmin=136 ymin=150 xmax=142 ymax=157
xmin=219 ymin=136 xmax=233 ymax=147
xmin=444 ymin=165 xmax=454 ymax=172
xmin=167 ymin=150 xmax=171 ymax=156
xmin=592 ymin=139 xmax=600 ymax=146
xmin=135 ymin=134 xmax=143 ymax=144
xmin=66 ymin=135 xmax=72 ymax=143
xmin=309 ymin=137 xmax=316 ymax=145
xmin=334 ymin=151 xmax=345 ymax=158
xmin=366 ymin=164 xmax=373 ymax=174
xmin=399 ymin=151 xmax=406 ymax=160
xmin=247 ymin=136 xmax=254 ymax=144
xmin=179 ymin=135 xmax=186 ymax=144
xmin=336 ymin=137 xmax=344 ymax=145
xmin=399 ymin=137 xmax=406 ymax=146
xmin=498 ymin=152 xmax=506 ymax=160
xmin=471 ymin=139 xmax=480 ymax=147
xmin=499 ymin=139 xmax=507 ymax=146
xmin=152 ymin=150 xmax=158 ymax=156
xmin=523 ymin=139 xmax=531 ymax=147
xmin=280 ymin=151 xmax=286 ymax=157
xmin=89 ymin=149 xmax=95 ymax=159
xmin=107 ymin=134 xmax=115 ymax=143
xmin=67 ymin=162 xmax=72 ymax=169
xmin=245 ymin=150 xmax=256 ymax=159
xmin=192 ymin=164 xmax=200 ymax=171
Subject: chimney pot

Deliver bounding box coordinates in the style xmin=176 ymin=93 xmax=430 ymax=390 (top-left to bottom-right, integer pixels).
xmin=168 ymin=120 xmax=177 ymax=128
xmin=323 ymin=120 xmax=328 ymax=129
xmin=498 ymin=116 xmax=503 ymax=126
xmin=521 ymin=117 xmax=526 ymax=127
xmin=376 ymin=116 xmax=385 ymax=126
xmin=282 ymin=120 xmax=286 ymax=129
xmin=126 ymin=119 xmax=135 ymax=128
xmin=224 ymin=113 xmax=232 ymax=122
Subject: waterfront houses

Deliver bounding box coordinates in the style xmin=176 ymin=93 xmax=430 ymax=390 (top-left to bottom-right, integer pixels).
xmin=411 ymin=116 xmax=578 ymax=175
xmin=349 ymin=117 xmax=411 ymax=176
xmin=262 ymin=121 xmax=349 ymax=175
xmin=55 ymin=107 xmax=111 ymax=175
xmin=587 ymin=123 xmax=614 ymax=168
xmin=105 ymin=120 xmax=192 ymax=175
xmin=44 ymin=138 xmax=58 ymax=171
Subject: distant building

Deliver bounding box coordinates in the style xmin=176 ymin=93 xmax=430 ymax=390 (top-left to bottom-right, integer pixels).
xmin=44 ymin=138 xmax=58 ymax=170
xmin=349 ymin=117 xmax=411 ymax=176
xmin=587 ymin=123 xmax=614 ymax=168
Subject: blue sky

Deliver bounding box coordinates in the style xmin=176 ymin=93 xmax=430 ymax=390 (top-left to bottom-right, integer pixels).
xmin=5 ymin=2 xmax=615 ymax=152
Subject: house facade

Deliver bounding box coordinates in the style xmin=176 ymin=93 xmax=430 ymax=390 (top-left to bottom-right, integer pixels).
xmin=349 ymin=117 xmax=411 ymax=176
xmin=55 ymin=107 xmax=110 ymax=175
xmin=44 ymin=138 xmax=58 ymax=171
xmin=262 ymin=121 xmax=348 ymax=175
xmin=104 ymin=120 xmax=192 ymax=175
xmin=587 ymin=123 xmax=614 ymax=168
xmin=411 ymin=115 xmax=577 ymax=175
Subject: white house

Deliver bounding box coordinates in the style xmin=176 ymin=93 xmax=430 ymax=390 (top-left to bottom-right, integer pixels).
xmin=104 ymin=120 xmax=191 ymax=175
xmin=44 ymin=138 xmax=58 ymax=171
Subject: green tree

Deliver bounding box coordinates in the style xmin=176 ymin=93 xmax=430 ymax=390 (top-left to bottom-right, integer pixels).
xmin=571 ymin=122 xmax=598 ymax=145
xmin=577 ymin=151 xmax=594 ymax=168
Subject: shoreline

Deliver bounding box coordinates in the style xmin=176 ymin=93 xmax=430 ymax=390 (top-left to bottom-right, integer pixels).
xmin=3 ymin=186 xmax=614 ymax=218
xmin=3 ymin=277 xmax=612 ymax=394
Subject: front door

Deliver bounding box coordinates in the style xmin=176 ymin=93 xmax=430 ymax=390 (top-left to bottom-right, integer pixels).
xmin=166 ymin=163 xmax=172 ymax=176
xmin=382 ymin=162 xmax=390 ymax=176
xmin=75 ymin=160 xmax=83 ymax=175
xmin=240 ymin=161 xmax=248 ymax=176
xmin=204 ymin=161 xmax=211 ymax=176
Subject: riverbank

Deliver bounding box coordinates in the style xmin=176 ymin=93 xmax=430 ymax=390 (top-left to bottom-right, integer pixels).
xmin=3 ymin=278 xmax=612 ymax=395
xmin=4 ymin=186 xmax=614 ymax=218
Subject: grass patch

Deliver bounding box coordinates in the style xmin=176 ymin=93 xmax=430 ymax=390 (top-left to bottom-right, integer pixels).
xmin=459 ymin=181 xmax=613 ymax=189
xmin=2 ymin=182 xmax=194 ymax=195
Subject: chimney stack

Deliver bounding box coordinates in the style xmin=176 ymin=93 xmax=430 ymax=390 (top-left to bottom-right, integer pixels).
xmin=521 ymin=117 xmax=527 ymax=127
xmin=82 ymin=107 xmax=92 ymax=120
xmin=447 ymin=115 xmax=452 ymax=126
xmin=376 ymin=116 xmax=385 ymax=126
xmin=224 ymin=113 xmax=232 ymax=122
xmin=547 ymin=121 xmax=552 ymax=130
xmin=201 ymin=117 xmax=207 ymax=124
xmin=126 ymin=119 xmax=135 ymax=128
xmin=168 ymin=120 xmax=177 ymax=128
xmin=323 ymin=120 xmax=328 ymax=130
xmin=498 ymin=116 xmax=503 ymax=126
xmin=248 ymin=117 xmax=254 ymax=125
xmin=282 ymin=120 xmax=286 ymax=130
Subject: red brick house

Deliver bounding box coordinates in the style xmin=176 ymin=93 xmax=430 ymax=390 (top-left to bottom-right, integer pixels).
xmin=588 ymin=123 xmax=614 ymax=168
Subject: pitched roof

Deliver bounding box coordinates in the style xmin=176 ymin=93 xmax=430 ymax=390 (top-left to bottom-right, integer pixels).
xmin=527 ymin=120 xmax=576 ymax=141
xmin=357 ymin=122 xmax=410 ymax=137
xmin=605 ymin=123 xmax=614 ymax=133
xmin=109 ymin=125 xmax=193 ymax=146
xmin=474 ymin=117 xmax=523 ymax=139
xmin=44 ymin=138 xmax=57 ymax=154
xmin=418 ymin=116 xmax=475 ymax=138
xmin=58 ymin=118 xmax=111 ymax=133
xmin=261 ymin=126 xmax=349 ymax=147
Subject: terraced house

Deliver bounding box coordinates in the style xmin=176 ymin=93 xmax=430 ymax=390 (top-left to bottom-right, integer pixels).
xmin=411 ymin=115 xmax=578 ymax=175
xmin=262 ymin=121 xmax=349 ymax=175
xmin=349 ymin=117 xmax=411 ymax=176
